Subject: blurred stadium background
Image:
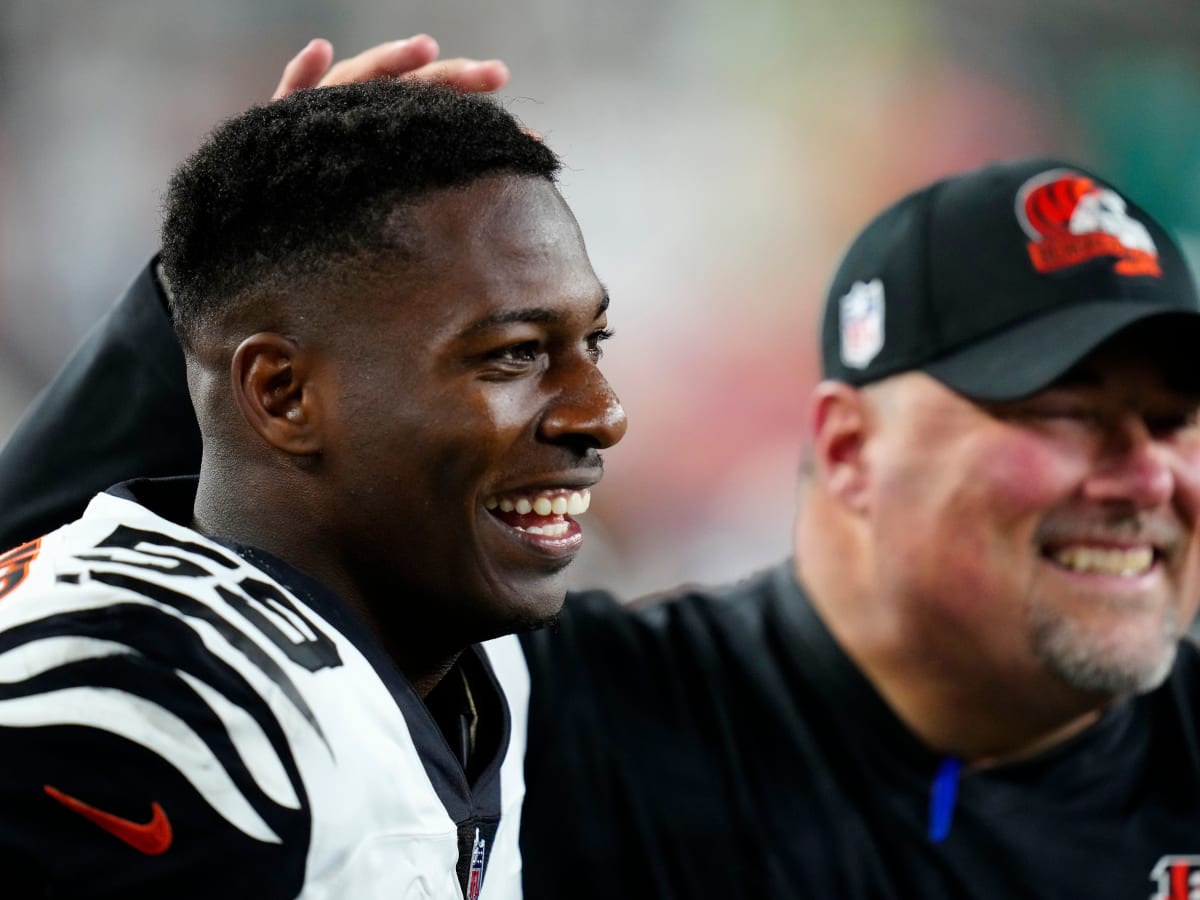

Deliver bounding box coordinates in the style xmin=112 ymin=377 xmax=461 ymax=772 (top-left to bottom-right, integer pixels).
xmin=2 ymin=0 xmax=1199 ymax=598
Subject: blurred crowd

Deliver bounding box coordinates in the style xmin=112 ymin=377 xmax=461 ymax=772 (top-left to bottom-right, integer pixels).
xmin=2 ymin=0 xmax=1199 ymax=597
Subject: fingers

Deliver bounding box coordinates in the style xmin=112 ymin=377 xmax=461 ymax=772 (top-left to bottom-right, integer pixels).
xmin=272 ymin=36 xmax=511 ymax=102
xmin=401 ymin=58 xmax=510 ymax=93
xmin=316 ymin=34 xmax=442 ymax=88
xmin=272 ymin=38 xmax=335 ymax=100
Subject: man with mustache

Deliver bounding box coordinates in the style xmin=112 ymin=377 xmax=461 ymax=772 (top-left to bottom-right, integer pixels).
xmin=4 ymin=43 xmax=1200 ymax=900
xmin=519 ymin=158 xmax=1200 ymax=897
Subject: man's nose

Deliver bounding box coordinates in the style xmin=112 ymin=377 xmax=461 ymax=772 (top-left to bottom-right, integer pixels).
xmin=539 ymin=363 xmax=628 ymax=451
xmin=1082 ymin=414 xmax=1174 ymax=509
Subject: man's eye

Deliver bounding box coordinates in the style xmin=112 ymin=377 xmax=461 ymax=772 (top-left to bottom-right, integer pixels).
xmin=1033 ymin=408 xmax=1094 ymax=421
xmin=1147 ymin=411 xmax=1200 ymax=436
xmin=586 ymin=328 xmax=614 ymax=362
xmin=1000 ymin=406 xmax=1092 ymax=423
xmin=492 ymin=341 xmax=540 ymax=363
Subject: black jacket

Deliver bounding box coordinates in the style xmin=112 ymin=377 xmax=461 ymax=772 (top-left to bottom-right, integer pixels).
xmin=521 ymin=564 xmax=1200 ymax=899
xmin=0 ymin=261 xmax=199 ymax=550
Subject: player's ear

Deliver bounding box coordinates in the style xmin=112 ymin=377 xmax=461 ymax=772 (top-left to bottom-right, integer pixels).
xmin=231 ymin=333 xmax=323 ymax=457
xmin=808 ymin=381 xmax=872 ymax=513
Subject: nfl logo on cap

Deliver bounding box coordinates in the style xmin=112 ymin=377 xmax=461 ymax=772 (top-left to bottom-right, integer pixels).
xmin=839 ymin=278 xmax=885 ymax=369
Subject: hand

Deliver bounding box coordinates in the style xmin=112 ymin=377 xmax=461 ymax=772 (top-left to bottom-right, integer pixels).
xmin=271 ymin=35 xmax=510 ymax=100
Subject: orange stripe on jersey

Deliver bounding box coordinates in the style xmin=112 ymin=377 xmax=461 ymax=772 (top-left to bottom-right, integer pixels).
xmin=0 ymin=538 xmax=41 ymax=601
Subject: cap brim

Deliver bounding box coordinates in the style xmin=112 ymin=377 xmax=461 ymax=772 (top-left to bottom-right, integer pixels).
xmin=922 ymin=302 xmax=1200 ymax=402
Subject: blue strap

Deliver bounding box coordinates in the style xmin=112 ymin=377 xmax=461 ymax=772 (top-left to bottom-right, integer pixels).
xmin=928 ymin=756 xmax=962 ymax=843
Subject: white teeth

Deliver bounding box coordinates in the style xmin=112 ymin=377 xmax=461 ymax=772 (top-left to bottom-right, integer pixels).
xmin=1053 ymin=545 xmax=1154 ymax=576
xmin=488 ymin=487 xmax=593 ymax=519
xmin=521 ymin=522 xmax=570 ymax=538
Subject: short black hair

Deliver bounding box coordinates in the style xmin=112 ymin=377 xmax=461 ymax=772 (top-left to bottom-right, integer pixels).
xmin=160 ymin=79 xmax=560 ymax=348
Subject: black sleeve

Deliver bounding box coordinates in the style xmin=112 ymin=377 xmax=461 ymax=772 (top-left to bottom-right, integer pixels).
xmin=519 ymin=588 xmax=786 ymax=900
xmin=0 ymin=260 xmax=201 ymax=548
xmin=519 ymin=590 xmax=705 ymax=899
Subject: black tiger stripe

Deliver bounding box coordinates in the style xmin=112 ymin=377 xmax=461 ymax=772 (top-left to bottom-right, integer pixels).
xmin=86 ymin=571 xmax=332 ymax=747
xmin=0 ymin=641 xmax=308 ymax=846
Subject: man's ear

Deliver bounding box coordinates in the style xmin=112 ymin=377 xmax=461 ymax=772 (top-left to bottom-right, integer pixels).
xmin=231 ymin=333 xmax=323 ymax=456
xmin=808 ymin=381 xmax=872 ymax=513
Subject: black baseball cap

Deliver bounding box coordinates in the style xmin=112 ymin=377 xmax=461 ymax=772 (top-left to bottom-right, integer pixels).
xmin=821 ymin=157 xmax=1200 ymax=401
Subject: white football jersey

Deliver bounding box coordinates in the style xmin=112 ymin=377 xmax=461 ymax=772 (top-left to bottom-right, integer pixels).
xmin=0 ymin=479 xmax=527 ymax=899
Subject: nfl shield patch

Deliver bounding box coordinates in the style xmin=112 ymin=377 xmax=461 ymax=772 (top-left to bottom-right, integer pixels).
xmin=467 ymin=827 xmax=487 ymax=900
xmin=839 ymin=279 xmax=885 ymax=369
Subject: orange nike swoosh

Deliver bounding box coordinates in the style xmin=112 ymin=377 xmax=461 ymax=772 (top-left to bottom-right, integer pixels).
xmin=44 ymin=784 xmax=173 ymax=855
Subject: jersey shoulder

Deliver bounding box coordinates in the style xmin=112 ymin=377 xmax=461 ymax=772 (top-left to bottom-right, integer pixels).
xmin=0 ymin=492 xmax=322 ymax=897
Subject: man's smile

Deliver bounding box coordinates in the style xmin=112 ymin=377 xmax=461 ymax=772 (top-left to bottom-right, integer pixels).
xmin=1035 ymin=514 xmax=1181 ymax=583
xmin=483 ymin=487 xmax=594 ymax=547
xmin=1046 ymin=543 xmax=1157 ymax=577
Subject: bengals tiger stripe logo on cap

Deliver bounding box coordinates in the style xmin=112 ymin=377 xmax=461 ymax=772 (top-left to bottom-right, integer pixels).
xmin=1016 ymin=169 xmax=1162 ymax=278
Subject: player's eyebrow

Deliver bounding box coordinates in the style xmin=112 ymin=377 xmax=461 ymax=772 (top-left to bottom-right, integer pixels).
xmin=465 ymin=308 xmax=558 ymax=333
xmin=462 ymin=290 xmax=611 ymax=335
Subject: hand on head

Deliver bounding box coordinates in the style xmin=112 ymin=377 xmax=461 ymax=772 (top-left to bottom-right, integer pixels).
xmin=272 ymin=36 xmax=510 ymax=101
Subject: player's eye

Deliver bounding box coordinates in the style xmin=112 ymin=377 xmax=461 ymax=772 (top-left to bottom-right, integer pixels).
xmin=586 ymin=328 xmax=614 ymax=363
xmin=491 ymin=341 xmax=541 ymax=363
